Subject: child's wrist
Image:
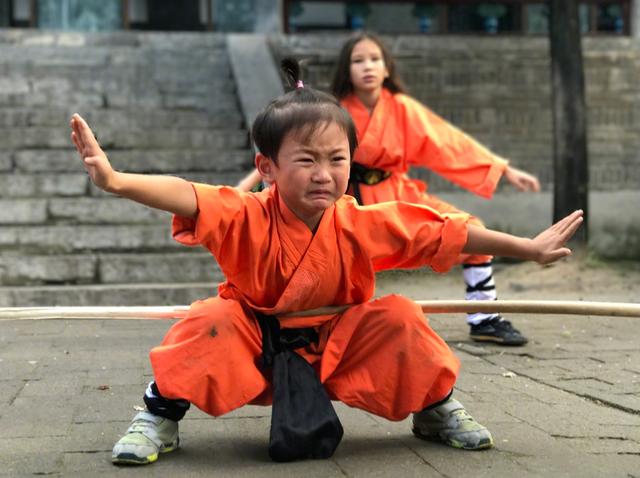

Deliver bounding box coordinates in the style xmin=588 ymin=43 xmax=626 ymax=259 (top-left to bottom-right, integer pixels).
xmin=104 ymin=170 xmax=121 ymax=194
xmin=521 ymin=238 xmax=539 ymax=262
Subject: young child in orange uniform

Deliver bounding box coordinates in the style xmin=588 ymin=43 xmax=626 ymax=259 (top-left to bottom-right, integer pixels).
xmin=71 ymin=60 xmax=581 ymax=466
xmin=331 ymin=33 xmax=543 ymax=346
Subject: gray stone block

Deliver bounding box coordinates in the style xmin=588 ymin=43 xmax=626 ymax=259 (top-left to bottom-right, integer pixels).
xmin=0 ymin=199 xmax=47 ymax=224
xmin=0 ymin=283 xmax=215 ymax=307
xmin=48 ymin=197 xmax=169 ymax=224
xmin=1 ymin=127 xmax=71 ymax=149
xmin=0 ymin=108 xmax=31 ymax=127
xmin=98 ymin=252 xmax=222 ymax=284
xmin=0 ymin=225 xmax=178 ymax=253
xmin=96 ymin=128 xmax=248 ymax=150
xmin=0 ymin=254 xmax=97 ymax=286
xmin=13 ymin=150 xmax=75 ymax=173
xmin=106 ymin=149 xmax=253 ymax=173
xmin=0 ymin=174 xmax=87 ymax=197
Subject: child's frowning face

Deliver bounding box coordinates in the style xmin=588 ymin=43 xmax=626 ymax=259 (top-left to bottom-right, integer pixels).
xmin=349 ymin=38 xmax=389 ymax=95
xmin=257 ymin=121 xmax=350 ymax=231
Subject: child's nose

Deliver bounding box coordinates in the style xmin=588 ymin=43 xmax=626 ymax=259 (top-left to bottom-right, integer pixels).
xmin=312 ymin=165 xmax=332 ymax=182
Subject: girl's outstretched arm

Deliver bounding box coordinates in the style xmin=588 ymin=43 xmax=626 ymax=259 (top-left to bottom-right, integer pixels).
xmin=463 ymin=210 xmax=584 ymax=265
xmin=70 ymin=114 xmax=198 ymax=219
xmin=236 ymin=168 xmax=263 ymax=192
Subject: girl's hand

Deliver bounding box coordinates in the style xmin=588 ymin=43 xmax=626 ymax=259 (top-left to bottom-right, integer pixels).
xmin=503 ymin=165 xmax=541 ymax=192
xmin=70 ymin=114 xmax=116 ymax=191
xmin=530 ymin=210 xmax=584 ymax=264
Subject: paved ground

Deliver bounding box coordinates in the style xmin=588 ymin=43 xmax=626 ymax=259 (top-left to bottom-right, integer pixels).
xmin=1 ymin=258 xmax=639 ymax=477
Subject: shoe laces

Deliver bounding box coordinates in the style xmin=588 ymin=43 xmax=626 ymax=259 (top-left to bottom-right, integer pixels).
xmin=450 ymin=408 xmax=474 ymax=424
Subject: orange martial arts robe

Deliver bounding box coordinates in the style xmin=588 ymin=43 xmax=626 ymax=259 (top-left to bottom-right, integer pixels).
xmin=342 ymin=88 xmax=508 ymax=265
xmin=149 ymin=182 xmax=469 ymax=422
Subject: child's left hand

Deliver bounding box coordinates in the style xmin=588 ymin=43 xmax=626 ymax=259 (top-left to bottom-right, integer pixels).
xmin=504 ymin=166 xmax=541 ymax=192
xmin=530 ymin=210 xmax=584 ymax=264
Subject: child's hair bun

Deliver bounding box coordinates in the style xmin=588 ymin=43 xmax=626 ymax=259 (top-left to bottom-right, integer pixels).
xmin=280 ymin=57 xmax=301 ymax=88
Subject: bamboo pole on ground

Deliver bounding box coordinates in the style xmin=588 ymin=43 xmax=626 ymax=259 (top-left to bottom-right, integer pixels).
xmin=1 ymin=300 xmax=639 ymax=321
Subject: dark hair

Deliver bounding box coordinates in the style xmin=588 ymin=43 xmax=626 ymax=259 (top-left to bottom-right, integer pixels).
xmin=330 ymin=32 xmax=406 ymax=100
xmin=251 ymin=58 xmax=358 ymax=162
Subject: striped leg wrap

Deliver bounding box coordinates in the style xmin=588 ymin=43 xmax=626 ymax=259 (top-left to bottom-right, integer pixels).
xmin=463 ymin=262 xmax=499 ymax=325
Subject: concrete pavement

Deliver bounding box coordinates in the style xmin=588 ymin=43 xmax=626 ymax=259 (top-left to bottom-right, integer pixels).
xmin=1 ymin=261 xmax=639 ymax=477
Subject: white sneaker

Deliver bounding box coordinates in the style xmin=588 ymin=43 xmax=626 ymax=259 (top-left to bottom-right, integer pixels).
xmin=112 ymin=411 xmax=179 ymax=465
xmin=412 ymin=398 xmax=493 ymax=450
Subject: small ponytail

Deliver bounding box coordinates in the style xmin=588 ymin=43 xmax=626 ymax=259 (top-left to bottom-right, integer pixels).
xmin=281 ymin=57 xmax=303 ymax=89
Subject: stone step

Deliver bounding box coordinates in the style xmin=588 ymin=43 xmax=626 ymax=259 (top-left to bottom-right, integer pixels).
xmin=0 ymin=252 xmax=221 ymax=286
xmin=0 ymin=172 xmax=246 ymax=198
xmin=0 ymin=197 xmax=164 ymax=225
xmin=49 ymin=197 xmax=168 ymax=225
xmin=0 ymin=283 xmax=216 ymax=307
xmin=0 ymin=173 xmax=88 ymax=197
xmin=0 ymin=89 xmax=240 ymax=111
xmin=1 ymin=127 xmax=249 ymax=150
xmin=0 ymin=46 xmax=231 ymax=81
xmin=0 ymin=30 xmax=228 ymax=49
xmin=0 ymin=106 xmax=243 ymax=130
xmin=13 ymin=150 xmax=253 ymax=174
xmin=0 ymin=224 xmax=181 ymax=254
xmin=3 ymin=188 xmax=253 ymax=224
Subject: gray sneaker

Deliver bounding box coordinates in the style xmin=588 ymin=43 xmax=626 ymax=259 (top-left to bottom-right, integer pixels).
xmin=112 ymin=411 xmax=179 ymax=465
xmin=412 ymin=398 xmax=493 ymax=450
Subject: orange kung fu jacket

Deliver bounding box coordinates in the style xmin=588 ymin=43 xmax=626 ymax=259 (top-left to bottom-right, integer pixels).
xmin=341 ymin=88 xmax=508 ymax=204
xmin=172 ymin=183 xmax=469 ymax=320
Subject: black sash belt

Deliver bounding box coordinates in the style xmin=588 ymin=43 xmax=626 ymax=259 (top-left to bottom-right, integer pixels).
xmin=255 ymin=312 xmax=344 ymax=462
xmin=349 ymin=162 xmax=392 ymax=205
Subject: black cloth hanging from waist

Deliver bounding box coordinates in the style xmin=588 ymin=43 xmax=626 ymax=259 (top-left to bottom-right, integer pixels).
xmin=349 ymin=162 xmax=392 ymax=205
xmin=254 ymin=311 xmax=344 ymax=462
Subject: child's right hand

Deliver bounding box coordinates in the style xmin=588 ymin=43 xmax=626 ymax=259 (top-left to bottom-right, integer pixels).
xmin=70 ymin=114 xmax=115 ymax=191
xmin=530 ymin=209 xmax=584 ymax=265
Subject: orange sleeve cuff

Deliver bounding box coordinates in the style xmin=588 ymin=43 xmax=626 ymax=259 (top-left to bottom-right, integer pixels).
xmin=430 ymin=213 xmax=469 ymax=273
xmin=171 ymin=183 xmax=205 ymax=246
xmin=474 ymin=157 xmax=508 ymax=199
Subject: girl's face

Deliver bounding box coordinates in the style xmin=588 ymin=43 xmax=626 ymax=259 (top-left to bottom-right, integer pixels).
xmin=349 ymin=38 xmax=389 ymax=95
xmin=256 ymin=121 xmax=350 ymax=231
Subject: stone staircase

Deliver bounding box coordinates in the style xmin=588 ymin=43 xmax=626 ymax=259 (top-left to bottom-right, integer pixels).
xmin=0 ymin=31 xmax=254 ymax=306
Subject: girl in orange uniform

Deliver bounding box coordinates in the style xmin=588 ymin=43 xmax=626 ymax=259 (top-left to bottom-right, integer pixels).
xmin=331 ymin=33 xmax=542 ymax=346
xmin=71 ymin=59 xmax=581 ymax=466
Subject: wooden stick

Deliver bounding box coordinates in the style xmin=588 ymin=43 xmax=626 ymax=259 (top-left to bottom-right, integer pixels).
xmin=0 ymin=306 xmax=190 ymax=321
xmin=280 ymin=300 xmax=640 ymax=318
xmin=0 ymin=300 xmax=639 ymax=321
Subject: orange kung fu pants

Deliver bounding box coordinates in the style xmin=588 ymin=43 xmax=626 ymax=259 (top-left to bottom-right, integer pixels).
xmin=149 ymin=294 xmax=460 ymax=422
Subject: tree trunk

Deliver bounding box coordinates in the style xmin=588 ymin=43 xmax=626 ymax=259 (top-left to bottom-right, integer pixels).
xmin=549 ymin=0 xmax=589 ymax=244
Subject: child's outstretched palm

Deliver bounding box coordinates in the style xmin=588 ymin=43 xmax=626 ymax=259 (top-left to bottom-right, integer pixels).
xmin=531 ymin=210 xmax=584 ymax=264
xmin=70 ymin=113 xmax=113 ymax=191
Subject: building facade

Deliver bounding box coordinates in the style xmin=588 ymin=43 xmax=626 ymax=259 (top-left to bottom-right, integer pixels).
xmin=0 ymin=1 xmax=635 ymax=36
